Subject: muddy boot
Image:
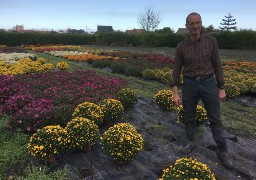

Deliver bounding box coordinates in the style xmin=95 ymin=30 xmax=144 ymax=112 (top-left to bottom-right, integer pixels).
xmin=217 ymin=151 xmax=234 ymax=170
xmin=181 ymin=141 xmax=196 ymax=154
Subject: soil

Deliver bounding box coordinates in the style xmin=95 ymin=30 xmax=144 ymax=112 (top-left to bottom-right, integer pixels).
xmin=39 ymin=96 xmax=256 ymax=180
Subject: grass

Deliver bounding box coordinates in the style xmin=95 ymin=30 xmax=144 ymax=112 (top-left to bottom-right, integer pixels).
xmin=221 ymin=100 xmax=256 ymax=138
xmin=0 ymin=116 xmax=29 ymax=179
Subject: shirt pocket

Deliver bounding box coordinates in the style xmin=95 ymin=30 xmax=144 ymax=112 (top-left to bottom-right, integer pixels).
xmin=202 ymin=50 xmax=212 ymax=65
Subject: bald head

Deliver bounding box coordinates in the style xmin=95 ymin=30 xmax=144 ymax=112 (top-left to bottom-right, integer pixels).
xmin=186 ymin=12 xmax=202 ymax=25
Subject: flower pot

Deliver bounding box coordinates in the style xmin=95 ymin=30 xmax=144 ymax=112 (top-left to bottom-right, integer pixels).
xmin=80 ymin=145 xmax=92 ymax=153
xmin=47 ymin=154 xmax=57 ymax=162
xmin=113 ymin=159 xmax=125 ymax=166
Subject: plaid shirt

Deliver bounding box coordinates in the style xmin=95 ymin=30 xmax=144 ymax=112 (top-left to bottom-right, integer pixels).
xmin=172 ymin=34 xmax=225 ymax=87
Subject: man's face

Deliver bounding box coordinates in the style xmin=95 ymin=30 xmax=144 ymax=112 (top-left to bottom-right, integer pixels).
xmin=186 ymin=15 xmax=202 ymax=36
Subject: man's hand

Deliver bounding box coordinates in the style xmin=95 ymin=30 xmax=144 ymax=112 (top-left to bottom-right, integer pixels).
xmin=173 ymin=93 xmax=181 ymax=106
xmin=218 ymin=89 xmax=226 ymax=100
xmin=173 ymin=86 xmax=181 ymax=106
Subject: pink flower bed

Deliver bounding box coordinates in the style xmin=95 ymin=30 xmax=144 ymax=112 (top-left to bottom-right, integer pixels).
xmin=0 ymin=70 xmax=127 ymax=134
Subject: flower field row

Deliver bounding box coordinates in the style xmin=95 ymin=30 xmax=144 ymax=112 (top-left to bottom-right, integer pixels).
xmin=34 ymin=45 xmax=256 ymax=98
xmin=0 ymin=52 xmax=36 ymax=64
xmin=0 ymin=46 xmax=28 ymax=53
xmin=25 ymin=44 xmax=81 ymax=52
xmin=0 ymin=58 xmax=54 ymax=76
xmin=0 ymin=70 xmax=127 ymax=133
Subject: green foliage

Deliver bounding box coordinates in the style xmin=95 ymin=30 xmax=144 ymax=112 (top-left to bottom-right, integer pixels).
xmin=117 ymin=88 xmax=138 ymax=110
xmin=221 ymin=101 xmax=256 ymax=138
xmin=65 ymin=117 xmax=100 ymax=150
xmin=251 ymin=83 xmax=256 ymax=94
xmin=0 ymin=116 xmax=29 ymax=179
xmin=151 ymin=123 xmax=167 ymax=131
xmin=142 ymin=69 xmax=155 ymax=79
xmin=225 ymin=83 xmax=241 ymax=98
xmin=27 ymin=125 xmax=68 ymax=161
xmin=124 ymin=65 xmax=142 ymax=77
xmin=16 ymin=165 xmax=74 ymax=180
xmin=153 ymin=89 xmax=174 ymax=111
xmin=92 ymin=60 xmax=112 ymax=68
xmin=153 ymin=69 xmax=164 ymax=80
xmin=176 ymin=105 xmax=208 ymax=125
xmin=0 ymin=31 xmax=96 ymax=46
xmin=1 ymin=31 xmax=256 ymax=49
xmin=160 ymin=71 xmax=173 ymax=85
xmin=99 ymin=99 xmax=124 ymax=124
xmin=72 ymin=102 xmax=104 ymax=126
xmin=234 ymin=82 xmax=250 ymax=95
xmin=160 ymin=157 xmax=216 ymax=180
xmin=111 ymin=60 xmax=126 ymax=74
xmin=212 ymin=30 xmax=256 ymax=49
xmin=100 ymin=123 xmax=143 ymax=164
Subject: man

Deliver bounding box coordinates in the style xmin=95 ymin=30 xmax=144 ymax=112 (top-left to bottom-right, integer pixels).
xmin=172 ymin=12 xmax=233 ymax=170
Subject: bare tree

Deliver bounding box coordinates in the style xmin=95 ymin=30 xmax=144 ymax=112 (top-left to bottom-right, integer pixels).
xmin=219 ymin=13 xmax=237 ymax=31
xmin=138 ymin=6 xmax=161 ymax=32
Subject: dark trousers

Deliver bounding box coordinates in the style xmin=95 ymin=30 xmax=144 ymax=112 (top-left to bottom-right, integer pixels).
xmin=182 ymin=75 xmax=227 ymax=152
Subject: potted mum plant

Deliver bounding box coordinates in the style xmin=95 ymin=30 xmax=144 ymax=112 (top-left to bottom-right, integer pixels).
xmin=56 ymin=61 xmax=69 ymax=70
xmin=160 ymin=157 xmax=216 ymax=180
xmin=117 ymin=87 xmax=138 ymax=110
xmin=72 ymin=101 xmax=104 ymax=126
xmin=153 ymin=89 xmax=175 ymax=111
xmin=100 ymin=123 xmax=143 ymax=165
xmin=27 ymin=125 xmax=68 ymax=162
xmin=98 ymin=98 xmax=124 ymax=126
xmin=176 ymin=105 xmax=207 ymax=125
xmin=65 ymin=117 xmax=100 ymax=151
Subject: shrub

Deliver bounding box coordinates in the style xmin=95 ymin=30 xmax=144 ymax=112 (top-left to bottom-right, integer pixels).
xmin=244 ymin=79 xmax=256 ymax=94
xmin=72 ymin=102 xmax=104 ymax=126
xmin=153 ymin=89 xmax=174 ymax=111
xmin=160 ymin=71 xmax=173 ymax=85
xmin=98 ymin=99 xmax=124 ymax=125
xmin=124 ymin=65 xmax=142 ymax=77
xmin=27 ymin=125 xmax=68 ymax=161
xmin=100 ymin=123 xmax=143 ymax=164
xmin=160 ymin=157 xmax=216 ymax=180
xmin=162 ymin=67 xmax=171 ymax=72
xmin=153 ymin=69 xmax=164 ymax=80
xmin=8 ymin=99 xmax=54 ymax=134
xmin=36 ymin=58 xmax=46 ymax=64
xmin=65 ymin=117 xmax=100 ymax=150
xmin=111 ymin=61 xmax=126 ymax=74
xmin=234 ymin=82 xmax=249 ymax=95
xmin=176 ymin=105 xmax=208 ymax=125
xmin=92 ymin=60 xmax=112 ymax=68
xmin=225 ymin=83 xmax=240 ymax=98
xmin=117 ymin=87 xmax=138 ymax=110
xmin=16 ymin=165 xmax=73 ymax=180
xmin=1 ymin=94 xmax=34 ymax=115
xmin=250 ymin=83 xmax=256 ymax=95
xmin=142 ymin=69 xmax=155 ymax=79
xmin=56 ymin=61 xmax=69 ymax=70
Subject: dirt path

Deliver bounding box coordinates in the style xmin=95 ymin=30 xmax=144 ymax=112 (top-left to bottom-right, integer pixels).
xmin=45 ymin=96 xmax=256 ymax=180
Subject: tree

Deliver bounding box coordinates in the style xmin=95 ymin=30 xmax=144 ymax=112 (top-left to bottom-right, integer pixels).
xmin=155 ymin=27 xmax=174 ymax=34
xmin=138 ymin=6 xmax=161 ymax=32
xmin=219 ymin=13 xmax=237 ymax=31
xmin=205 ymin=25 xmax=215 ymax=33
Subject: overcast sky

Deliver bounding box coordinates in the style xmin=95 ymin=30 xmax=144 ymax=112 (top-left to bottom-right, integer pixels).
xmin=0 ymin=0 xmax=255 ymax=32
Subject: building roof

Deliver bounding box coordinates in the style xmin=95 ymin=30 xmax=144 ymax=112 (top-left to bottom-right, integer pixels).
xmin=97 ymin=25 xmax=114 ymax=33
xmin=125 ymin=28 xmax=145 ymax=34
xmin=176 ymin=28 xmax=189 ymax=34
